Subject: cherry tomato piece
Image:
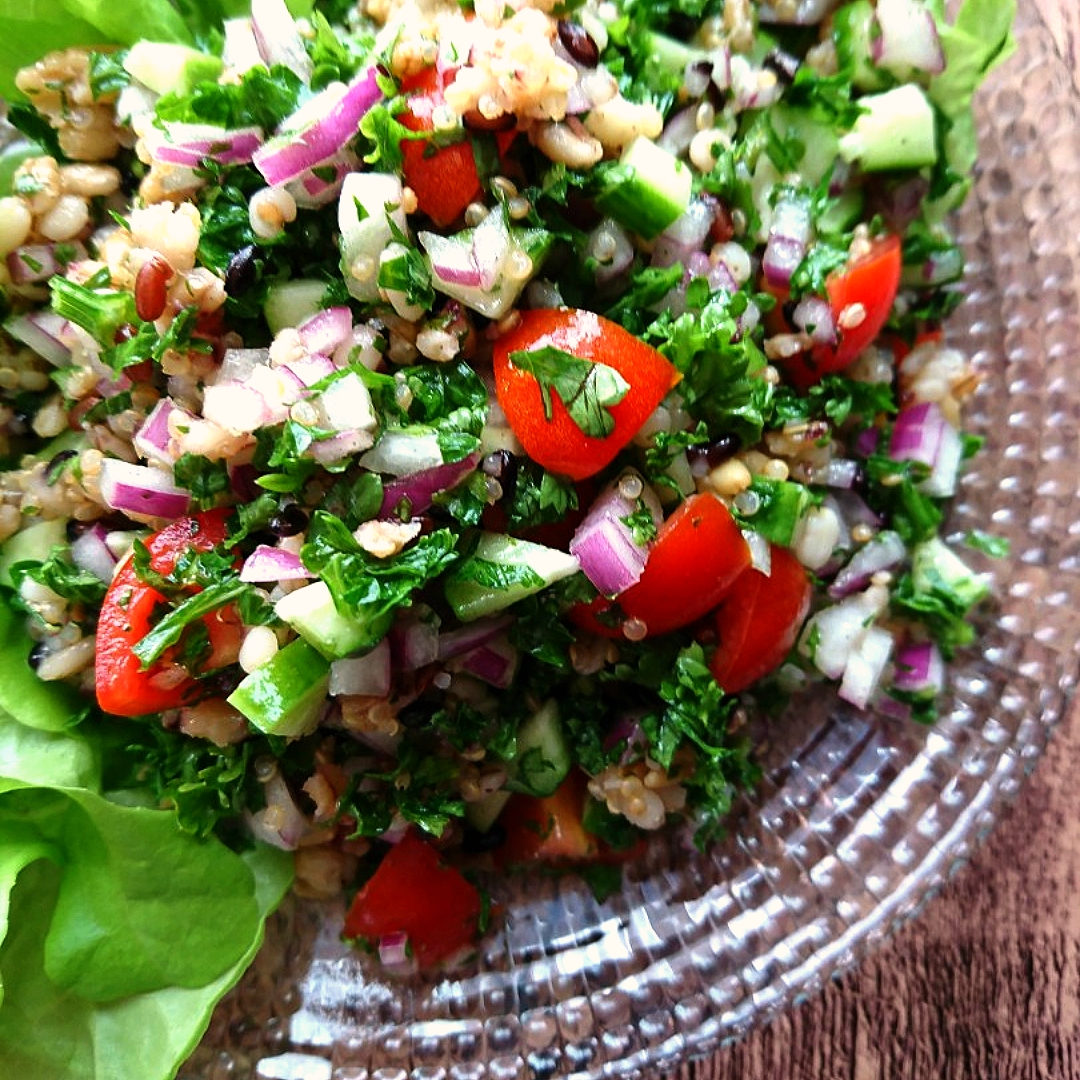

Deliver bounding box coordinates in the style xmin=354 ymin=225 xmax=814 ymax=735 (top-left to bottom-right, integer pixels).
xmin=570 ymin=494 xmax=750 ymax=639
xmin=493 ymin=308 xmax=680 ymax=481
xmin=95 ymin=509 xmax=231 ymax=717
xmin=709 ymin=544 xmax=812 ymax=693
xmin=343 ymin=830 xmax=483 ymax=966
xmin=497 ymin=771 xmax=598 ymax=864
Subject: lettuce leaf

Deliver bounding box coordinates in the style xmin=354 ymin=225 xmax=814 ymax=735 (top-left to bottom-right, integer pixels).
xmin=0 ymin=595 xmax=293 ymax=1080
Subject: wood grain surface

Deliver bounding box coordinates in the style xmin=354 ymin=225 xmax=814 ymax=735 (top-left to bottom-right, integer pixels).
xmin=679 ymin=4 xmax=1080 ymax=1077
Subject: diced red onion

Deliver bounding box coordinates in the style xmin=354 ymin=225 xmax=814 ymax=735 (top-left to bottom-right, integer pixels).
xmin=888 ymin=401 xmax=962 ymax=497
xmin=758 ymin=0 xmax=839 ymax=24
xmin=652 ymin=197 xmax=716 ymax=269
xmin=839 ymin=624 xmax=894 ymax=709
xmin=763 ymin=196 xmax=812 ymax=286
xmin=708 ymin=258 xmax=739 ymax=294
xmin=99 ymin=459 xmax=191 ymax=520
xmin=202 ymin=382 xmax=276 ymax=433
xmin=253 ymin=67 xmax=383 ymax=186
xmin=390 ymin=606 xmax=442 ymax=671
xmin=892 ymin=639 xmax=945 ymax=695
xmin=287 ymin=149 xmax=358 ymax=208
xmin=380 ymin=814 xmax=411 ymax=844
xmin=472 ymin=205 xmax=511 ymax=291
xmin=604 ymin=714 xmax=647 ymax=764
xmin=247 ymin=771 xmax=312 ymax=850
xmin=570 ymin=473 xmax=661 ymax=597
xmin=306 ymin=429 xmax=375 ymax=464
xmin=377 ymin=930 xmax=416 ymax=972
xmin=8 ymin=242 xmax=87 ymax=285
xmin=297 ymin=305 xmax=352 ymax=359
xmin=333 ymin=323 xmax=384 ymax=370
xmin=240 ymin=544 xmax=312 ymax=583
xmin=853 ymin=426 xmax=881 ymax=458
xmin=329 ymin=639 xmax=392 ymax=697
xmin=70 ymin=523 xmax=117 ymax=583
xmin=437 ymin=614 xmax=514 ymax=662
xmin=5 ymin=311 xmax=73 ymax=366
xmin=828 ymin=529 xmax=905 ymax=598
xmin=150 ymin=123 xmax=263 ymax=168
xmin=360 ymin=429 xmax=444 ymax=477
xmin=251 ymin=0 xmax=313 ymax=82
xmin=873 ymin=0 xmax=946 ymax=75
xmin=315 ymin=371 xmax=376 ymax=436
xmin=455 ymin=634 xmax=518 ymax=688
xmin=379 ymin=452 xmax=481 ymax=519
xmin=791 ymin=295 xmax=837 ymax=347
xmin=133 ymin=398 xmax=190 ymax=465
xmin=657 ymin=106 xmax=698 ymax=157
xmin=586 ymin=218 xmax=635 ymax=285
xmin=281 ymin=353 xmax=336 ymax=388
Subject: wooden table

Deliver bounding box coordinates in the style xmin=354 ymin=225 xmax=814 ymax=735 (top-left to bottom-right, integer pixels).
xmin=682 ymin=4 xmax=1080 ymax=1077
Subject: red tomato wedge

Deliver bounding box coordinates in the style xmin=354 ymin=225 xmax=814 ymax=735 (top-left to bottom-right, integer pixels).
xmin=343 ymin=830 xmax=483 ymax=966
xmin=709 ymin=544 xmax=812 ymax=693
xmin=781 ymin=235 xmax=903 ymax=388
xmin=570 ymin=493 xmax=751 ymax=639
xmin=492 ymin=308 xmax=681 ymax=481
xmin=399 ymin=66 xmax=516 ymax=229
xmin=95 ymin=509 xmax=231 ymax=717
xmin=496 ymin=771 xmax=598 ymax=864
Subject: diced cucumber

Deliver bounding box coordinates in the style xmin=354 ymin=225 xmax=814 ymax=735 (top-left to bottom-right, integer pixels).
xmin=227 ymin=638 xmax=331 ymax=738
xmin=740 ymin=478 xmax=814 ymax=548
xmin=0 ymin=141 xmax=43 ymax=197
xmin=838 ymin=85 xmax=938 ymax=172
xmin=819 ymin=189 xmax=866 ymax=234
xmin=444 ymin=532 xmax=580 ymax=622
xmin=768 ymin=104 xmax=840 ymax=187
xmin=464 ymin=789 xmax=512 ymax=833
xmin=275 ymin=580 xmax=388 ymax=659
xmin=507 ymin=700 xmax=572 ymax=797
xmin=264 ymin=279 xmax=327 ymax=336
xmin=339 ymin=172 xmax=408 ymax=304
xmin=911 ymin=538 xmax=990 ymax=611
xmin=123 ymin=42 xmax=224 ymax=97
xmin=0 ymin=518 xmax=67 ymax=588
xmin=594 ymin=135 xmax=693 ymax=240
xmin=833 ymin=0 xmax=891 ymax=92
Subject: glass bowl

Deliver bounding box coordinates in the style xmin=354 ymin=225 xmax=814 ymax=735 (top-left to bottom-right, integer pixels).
xmin=181 ymin=7 xmax=1080 ymax=1078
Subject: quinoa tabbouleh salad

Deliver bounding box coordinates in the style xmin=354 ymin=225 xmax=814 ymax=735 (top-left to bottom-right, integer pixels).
xmin=0 ymin=0 xmax=1015 ymax=1073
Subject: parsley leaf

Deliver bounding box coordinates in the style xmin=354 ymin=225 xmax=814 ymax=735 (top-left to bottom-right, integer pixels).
xmin=10 ymin=547 xmax=107 ymax=608
xmin=508 ymin=345 xmax=630 ymax=439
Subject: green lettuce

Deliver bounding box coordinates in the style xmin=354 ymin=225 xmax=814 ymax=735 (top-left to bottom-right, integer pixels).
xmin=0 ymin=596 xmax=293 ymax=1080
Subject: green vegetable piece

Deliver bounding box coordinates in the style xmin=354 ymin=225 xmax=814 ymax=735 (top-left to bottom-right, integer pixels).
xmin=263 ymin=279 xmax=329 ymax=336
xmin=833 ymin=0 xmax=891 ymax=91
xmin=508 ymin=699 xmax=572 ymax=797
xmin=123 ymin=41 xmax=223 ymax=97
xmin=227 ymin=639 xmax=331 ymax=738
xmin=0 ymin=518 xmax=66 ymax=589
xmin=838 ymin=84 xmax=938 ymax=172
xmin=911 ymin=536 xmax=990 ymax=610
xmin=275 ymin=579 xmax=388 ymax=659
xmin=594 ymin=135 xmax=693 ymax=240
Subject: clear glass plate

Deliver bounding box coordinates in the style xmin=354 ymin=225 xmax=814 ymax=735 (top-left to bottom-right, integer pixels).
xmin=181 ymin=7 xmax=1080 ymax=1078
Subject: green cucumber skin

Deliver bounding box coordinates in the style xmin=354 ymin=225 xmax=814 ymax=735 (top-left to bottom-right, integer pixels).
xmin=227 ymin=639 xmax=331 ymax=738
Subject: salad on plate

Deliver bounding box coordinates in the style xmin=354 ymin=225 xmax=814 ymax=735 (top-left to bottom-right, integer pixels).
xmin=0 ymin=0 xmax=1015 ymax=1076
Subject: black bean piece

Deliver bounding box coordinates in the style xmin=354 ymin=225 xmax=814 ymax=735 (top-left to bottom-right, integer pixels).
xmin=557 ymin=20 xmax=600 ymax=67
xmin=461 ymin=823 xmax=507 ymax=854
xmin=268 ymin=504 xmax=309 ymax=537
xmin=763 ymin=48 xmax=800 ymax=85
xmin=688 ymin=434 xmax=741 ymax=470
xmin=225 ymin=244 xmax=259 ymax=297
xmin=28 ymin=642 xmax=48 ymax=670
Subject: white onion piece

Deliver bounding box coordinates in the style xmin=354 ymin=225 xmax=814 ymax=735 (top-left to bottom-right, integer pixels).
xmin=758 ymin=0 xmax=839 ymax=23
xmin=800 ymin=582 xmax=889 ymax=680
xmin=873 ymin=0 xmax=946 ymax=75
xmin=240 ymin=544 xmax=312 ymax=583
xmin=652 ymin=197 xmax=715 ymax=268
xmin=763 ymin=194 xmax=812 ymax=286
xmin=586 ymin=218 xmax=635 ymax=285
xmin=455 ymin=635 xmax=519 ymax=689
xmin=222 ymin=17 xmax=264 ymax=74
xmin=743 ymin=529 xmax=772 ymax=576
xmin=329 ymin=639 xmax=392 ymax=698
xmin=306 ymin=428 xmax=375 ymax=464
xmin=657 ymin=106 xmax=698 ymax=157
xmin=99 ymin=459 xmax=191 ymax=520
xmin=247 ymin=772 xmax=312 ymax=851
xmin=281 ymin=354 xmax=336 ymax=388
xmin=251 ymin=0 xmax=313 ymax=82
xmin=202 ymin=382 xmax=276 ymax=433
xmin=791 ymin=295 xmax=837 ymax=346
xmin=315 ymin=371 xmax=378 ymax=435
xmin=472 ymin=206 xmax=511 ymax=291
xmin=214 ymin=347 xmax=270 ymax=385
xmin=828 ymin=529 xmax=906 ymax=599
xmin=333 ymin=324 xmax=384 ymax=370
xmin=340 ymin=172 xmax=407 ymax=303
xmin=360 ymin=429 xmax=444 ymax=477
xmin=391 ymin=606 xmax=442 ymax=671
xmin=839 ymin=624 xmax=894 ymax=710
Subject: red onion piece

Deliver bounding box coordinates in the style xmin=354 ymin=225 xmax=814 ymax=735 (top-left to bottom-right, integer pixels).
xmin=586 ymin=218 xmax=635 ymax=285
xmin=377 ymin=931 xmax=416 ymax=972
xmin=828 ymin=529 xmax=905 ymax=599
xmin=652 ymin=197 xmax=716 ymax=269
xmin=437 ymin=614 xmax=514 ymax=662
xmin=151 ymin=123 xmax=263 ymax=168
xmin=821 ymin=458 xmax=860 ymax=489
xmin=70 ymin=523 xmax=117 ymax=583
xmin=5 ymin=311 xmax=73 ymax=366
xmin=569 ymin=473 xmax=661 ymax=597
xmin=133 ymin=398 xmax=190 ymax=465
xmin=657 ymin=105 xmax=698 ymax=157
xmin=240 ymin=544 xmax=312 ymax=583
xmin=329 ymin=639 xmax=392 ymax=697
xmin=214 ymin=347 xmax=270 ymax=385
xmin=306 ymin=428 xmax=375 ymax=464
xmin=892 ymin=639 xmax=945 ymax=695
xmin=472 ymin=206 xmax=511 ymax=291
xmin=390 ymin=606 xmax=442 ymax=671
xmin=360 ymin=429 xmax=444 ymax=477
xmin=251 ymin=0 xmax=313 ymax=82
xmin=247 ymin=771 xmax=312 ymax=850
xmin=8 ymin=242 xmax=87 ymax=285
xmin=853 ymin=425 xmax=881 ymax=458
xmin=222 ymin=17 xmax=263 ymax=74
xmin=763 ymin=195 xmax=812 ymax=286
xmin=99 ymin=459 xmax=191 ymax=520
xmin=379 ymin=452 xmax=481 ymax=519
xmin=839 ymin=624 xmax=893 ymax=709
xmin=281 ymin=353 xmax=336 ymax=388
xmin=287 ymin=149 xmax=358 ymax=208
xmin=888 ymin=401 xmax=962 ymax=497
xmin=253 ymin=67 xmax=383 ymax=186
xmin=202 ymin=382 xmax=276 ymax=433
xmin=792 ymin=295 xmax=837 ymax=346
xmin=758 ymin=0 xmax=839 ymax=24
xmin=873 ymin=0 xmax=946 ymax=75
xmin=455 ymin=634 xmax=519 ymax=688
xmin=297 ymin=306 xmax=353 ymax=357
